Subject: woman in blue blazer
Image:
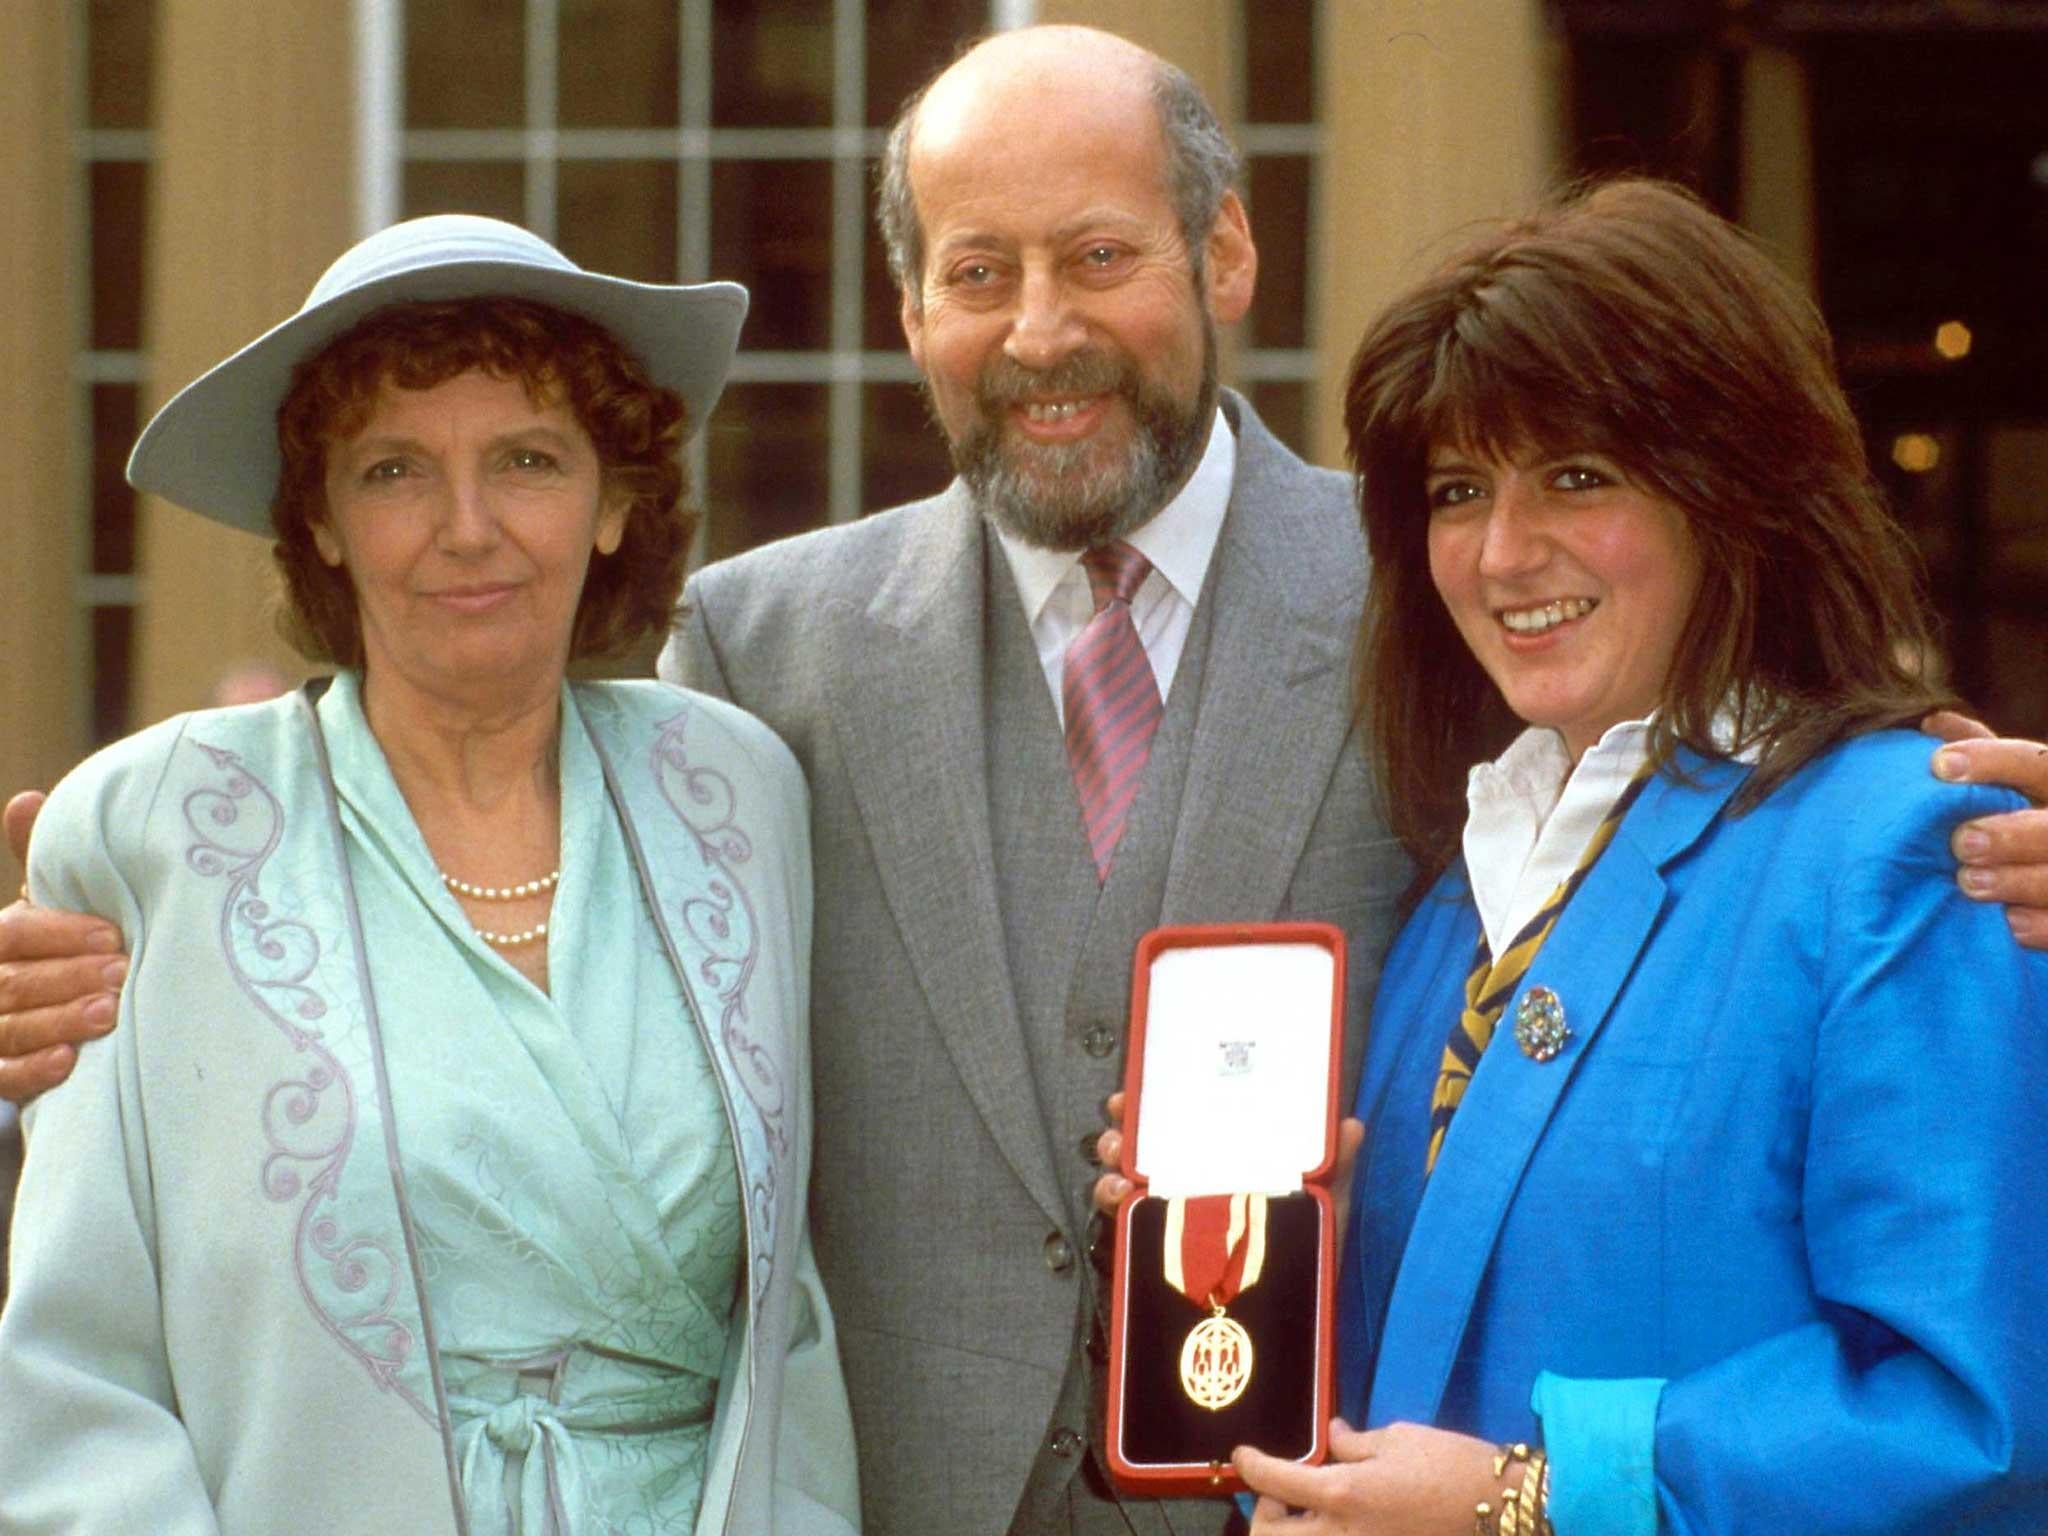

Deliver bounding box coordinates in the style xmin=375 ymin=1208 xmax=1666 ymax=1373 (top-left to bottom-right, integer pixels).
xmin=1235 ymin=180 xmax=2048 ymax=1533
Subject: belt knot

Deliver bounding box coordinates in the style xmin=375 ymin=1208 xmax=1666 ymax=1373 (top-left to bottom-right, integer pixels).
xmin=484 ymin=1393 xmax=548 ymax=1453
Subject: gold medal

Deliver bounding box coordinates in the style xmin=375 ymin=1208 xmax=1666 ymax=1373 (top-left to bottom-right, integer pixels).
xmin=1179 ymin=1308 xmax=1255 ymax=1409
xmin=1163 ymin=1193 xmax=1268 ymax=1410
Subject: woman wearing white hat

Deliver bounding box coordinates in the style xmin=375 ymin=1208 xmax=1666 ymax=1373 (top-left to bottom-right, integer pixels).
xmin=0 ymin=217 xmax=860 ymax=1535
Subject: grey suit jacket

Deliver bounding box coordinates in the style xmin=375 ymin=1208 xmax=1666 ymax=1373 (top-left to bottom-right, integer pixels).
xmin=660 ymin=393 xmax=1410 ymax=1534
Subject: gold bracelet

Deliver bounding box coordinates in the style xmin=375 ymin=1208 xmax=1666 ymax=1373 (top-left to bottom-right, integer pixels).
xmin=1522 ymin=1450 xmax=1553 ymax=1536
xmin=1478 ymin=1444 xmax=1531 ymax=1536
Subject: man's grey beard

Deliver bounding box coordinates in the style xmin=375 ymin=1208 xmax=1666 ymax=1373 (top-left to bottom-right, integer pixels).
xmin=942 ymin=331 xmax=1218 ymax=551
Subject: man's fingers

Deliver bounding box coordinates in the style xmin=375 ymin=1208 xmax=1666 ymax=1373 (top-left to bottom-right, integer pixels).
xmin=0 ymin=953 xmax=127 ymax=1043
xmin=1921 ymin=710 xmax=1994 ymax=745
xmin=3 ymin=791 xmax=45 ymax=869
xmin=1092 ymin=1171 xmax=1132 ymax=1214
xmin=0 ymin=901 xmax=123 ymax=962
xmin=0 ymin=991 xmax=119 ymax=1060
xmin=0 ymin=1043 xmax=79 ymax=1105
xmin=1953 ymin=810 xmax=2048 ymax=904
xmin=1933 ymin=736 xmax=2048 ymax=803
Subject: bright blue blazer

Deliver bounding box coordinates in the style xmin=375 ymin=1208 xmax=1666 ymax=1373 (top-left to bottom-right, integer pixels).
xmin=1340 ymin=731 xmax=2048 ymax=1534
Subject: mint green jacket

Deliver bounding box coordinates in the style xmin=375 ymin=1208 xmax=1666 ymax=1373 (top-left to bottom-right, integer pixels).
xmin=0 ymin=681 xmax=860 ymax=1535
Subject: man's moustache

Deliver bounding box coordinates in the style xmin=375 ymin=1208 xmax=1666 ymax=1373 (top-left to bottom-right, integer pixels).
xmin=974 ymin=354 xmax=1135 ymax=410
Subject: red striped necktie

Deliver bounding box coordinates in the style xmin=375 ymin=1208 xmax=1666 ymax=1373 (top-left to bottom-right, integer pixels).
xmin=1063 ymin=542 xmax=1163 ymax=882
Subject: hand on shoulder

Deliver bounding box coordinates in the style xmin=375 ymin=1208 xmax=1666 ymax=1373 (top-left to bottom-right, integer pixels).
xmin=0 ymin=790 xmax=128 ymax=1105
xmin=1925 ymin=713 xmax=2048 ymax=950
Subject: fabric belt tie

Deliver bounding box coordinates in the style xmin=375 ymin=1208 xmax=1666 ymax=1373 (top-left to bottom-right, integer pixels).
xmin=484 ymin=1393 xmax=546 ymax=1453
xmin=1063 ymin=541 xmax=1163 ymax=882
xmin=448 ymin=1349 xmax=717 ymax=1536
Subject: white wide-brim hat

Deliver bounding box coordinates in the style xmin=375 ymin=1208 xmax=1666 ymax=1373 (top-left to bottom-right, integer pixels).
xmin=126 ymin=214 xmax=749 ymax=537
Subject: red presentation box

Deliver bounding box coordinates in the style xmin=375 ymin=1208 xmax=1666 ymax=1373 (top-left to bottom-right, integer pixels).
xmin=1105 ymin=921 xmax=1344 ymax=1498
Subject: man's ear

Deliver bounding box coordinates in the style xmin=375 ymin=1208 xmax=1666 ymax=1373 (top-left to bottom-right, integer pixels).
xmin=1203 ymin=191 xmax=1258 ymax=328
xmin=901 ymin=283 xmax=927 ymax=374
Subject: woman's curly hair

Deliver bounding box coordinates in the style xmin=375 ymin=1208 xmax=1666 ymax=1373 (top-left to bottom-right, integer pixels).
xmin=272 ymin=295 xmax=692 ymax=665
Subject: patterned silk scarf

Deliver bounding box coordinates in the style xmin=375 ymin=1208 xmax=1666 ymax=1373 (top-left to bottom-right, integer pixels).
xmin=1424 ymin=764 xmax=1655 ymax=1174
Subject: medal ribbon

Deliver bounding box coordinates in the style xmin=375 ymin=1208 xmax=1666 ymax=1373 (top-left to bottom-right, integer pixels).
xmin=1163 ymin=1193 xmax=1268 ymax=1310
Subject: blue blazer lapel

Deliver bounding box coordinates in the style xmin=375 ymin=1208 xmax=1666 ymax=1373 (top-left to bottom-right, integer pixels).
xmin=1368 ymin=755 xmax=1747 ymax=1424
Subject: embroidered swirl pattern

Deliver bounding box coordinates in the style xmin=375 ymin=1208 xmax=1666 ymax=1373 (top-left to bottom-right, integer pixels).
xmin=651 ymin=712 xmax=785 ymax=1300
xmin=185 ymin=741 xmax=432 ymax=1421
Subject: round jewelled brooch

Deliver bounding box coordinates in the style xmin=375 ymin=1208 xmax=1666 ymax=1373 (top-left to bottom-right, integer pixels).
xmin=1512 ymin=985 xmax=1570 ymax=1062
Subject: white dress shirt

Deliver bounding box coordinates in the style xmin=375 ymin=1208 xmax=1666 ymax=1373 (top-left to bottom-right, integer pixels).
xmin=1463 ymin=713 xmax=1761 ymax=957
xmin=992 ymin=410 xmax=1237 ymax=726
xmin=1462 ymin=720 xmax=1655 ymax=958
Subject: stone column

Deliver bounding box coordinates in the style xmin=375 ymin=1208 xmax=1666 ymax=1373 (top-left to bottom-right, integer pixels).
xmin=130 ymin=0 xmax=355 ymax=724
xmin=0 ymin=0 xmax=84 ymax=796
xmin=1313 ymin=0 xmax=1559 ymax=468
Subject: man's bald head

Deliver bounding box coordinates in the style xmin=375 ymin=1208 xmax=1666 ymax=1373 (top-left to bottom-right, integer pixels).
xmin=877 ymin=25 xmax=1242 ymax=308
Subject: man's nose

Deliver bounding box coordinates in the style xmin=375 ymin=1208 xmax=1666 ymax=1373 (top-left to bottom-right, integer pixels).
xmin=1003 ymin=266 xmax=1087 ymax=373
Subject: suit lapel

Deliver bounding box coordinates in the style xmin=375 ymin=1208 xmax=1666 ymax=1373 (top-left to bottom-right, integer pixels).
xmin=1162 ymin=401 xmax=1360 ymax=924
xmin=1368 ymin=758 xmax=1747 ymax=1423
xmin=827 ymin=489 xmax=1065 ymax=1226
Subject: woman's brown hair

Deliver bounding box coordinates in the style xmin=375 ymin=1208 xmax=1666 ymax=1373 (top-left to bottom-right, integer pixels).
xmin=1345 ymin=178 xmax=1955 ymax=883
xmin=272 ymin=295 xmax=692 ymax=665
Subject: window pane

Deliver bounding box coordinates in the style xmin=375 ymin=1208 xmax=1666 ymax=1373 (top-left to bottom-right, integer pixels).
xmin=862 ymin=382 xmax=953 ymax=513
xmin=711 ymin=161 xmax=832 ymax=351
xmin=864 ymin=157 xmax=908 ymax=349
xmin=711 ymin=1 xmax=833 ymax=128
xmin=88 ymin=0 xmax=155 ymax=130
xmin=407 ymin=0 xmax=525 ymax=129
xmin=558 ymin=161 xmax=677 ymax=282
xmin=865 ymin=0 xmax=986 ymax=127
xmin=560 ymin=0 xmax=679 ymax=128
xmin=91 ymin=161 xmax=148 ymax=352
xmin=1246 ymin=382 xmax=1308 ymax=462
xmin=91 ymin=606 xmax=133 ymax=746
xmin=703 ymin=384 xmax=830 ymax=559
xmin=1246 ymin=156 xmax=1310 ymax=350
xmin=1243 ymin=0 xmax=1315 ymax=124
xmin=403 ymin=160 xmax=526 ymax=224
xmin=91 ymin=386 xmax=139 ymax=575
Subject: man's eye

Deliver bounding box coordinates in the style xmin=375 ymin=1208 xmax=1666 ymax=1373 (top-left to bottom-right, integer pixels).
xmin=953 ymin=262 xmax=995 ymax=286
xmin=364 ymin=459 xmax=409 ymax=483
xmin=1083 ymin=245 xmax=1120 ymax=266
xmin=507 ymin=448 xmax=559 ymax=472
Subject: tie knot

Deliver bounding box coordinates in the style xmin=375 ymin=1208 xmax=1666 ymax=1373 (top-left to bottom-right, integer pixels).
xmin=1081 ymin=542 xmax=1152 ymax=614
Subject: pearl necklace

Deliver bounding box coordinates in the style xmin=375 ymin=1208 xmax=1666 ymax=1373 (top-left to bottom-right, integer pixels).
xmin=439 ymin=867 xmax=561 ymax=902
xmin=438 ymin=865 xmax=560 ymax=948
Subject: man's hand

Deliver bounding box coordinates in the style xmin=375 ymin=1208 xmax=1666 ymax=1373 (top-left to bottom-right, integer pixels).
xmin=1091 ymin=1091 xmax=1367 ymax=1246
xmin=1926 ymin=713 xmax=2048 ymax=950
xmin=0 ymin=790 xmax=125 ymax=1104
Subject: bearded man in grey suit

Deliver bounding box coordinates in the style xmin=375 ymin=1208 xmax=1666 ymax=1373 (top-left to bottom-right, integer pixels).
xmin=662 ymin=25 xmax=1409 ymax=1534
